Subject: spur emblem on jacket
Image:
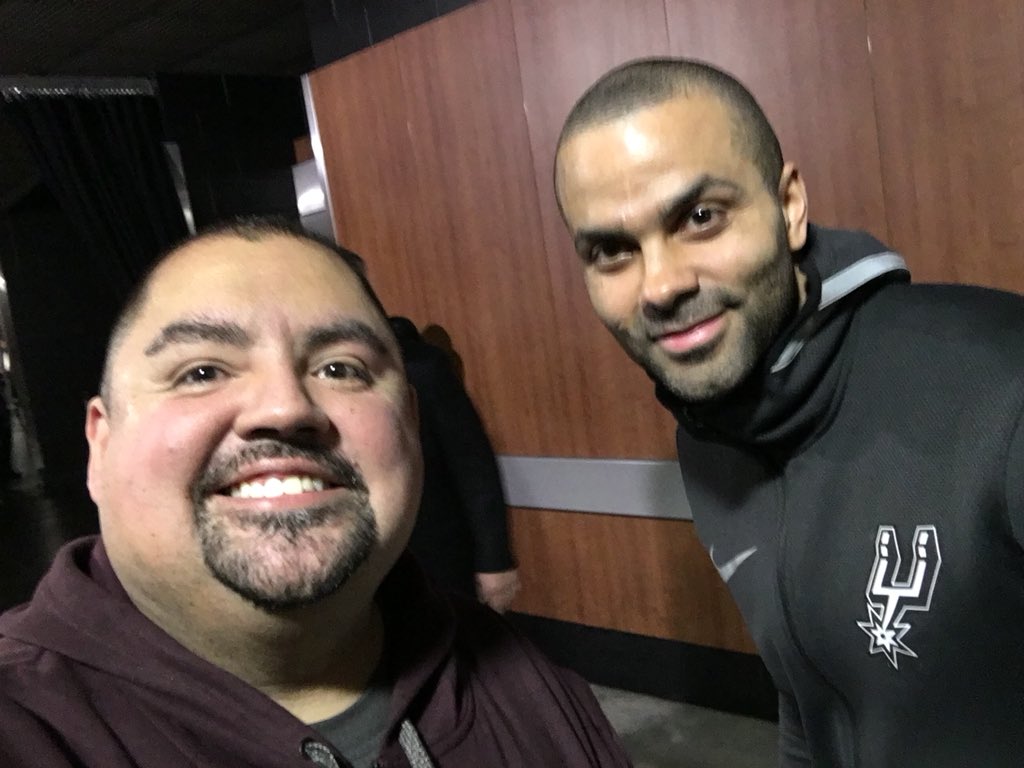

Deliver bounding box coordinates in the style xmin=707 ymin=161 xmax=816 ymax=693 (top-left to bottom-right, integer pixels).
xmin=856 ymin=525 xmax=942 ymax=669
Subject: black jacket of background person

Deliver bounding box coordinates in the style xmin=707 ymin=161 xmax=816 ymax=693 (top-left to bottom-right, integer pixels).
xmin=389 ymin=317 xmax=515 ymax=597
xmin=658 ymin=224 xmax=1024 ymax=767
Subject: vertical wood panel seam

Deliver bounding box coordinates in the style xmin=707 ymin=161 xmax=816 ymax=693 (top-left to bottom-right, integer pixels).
xmin=390 ymin=26 xmax=462 ymax=306
xmin=861 ymin=0 xmax=894 ymax=244
xmin=504 ymin=0 xmax=574 ymax=350
xmin=659 ymin=0 xmax=672 ymax=52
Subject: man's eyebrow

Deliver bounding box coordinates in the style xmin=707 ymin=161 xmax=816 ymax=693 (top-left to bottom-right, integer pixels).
xmin=574 ymin=227 xmax=635 ymax=255
xmin=144 ymin=319 xmax=251 ymax=356
xmin=573 ymin=174 xmax=743 ymax=252
xmin=303 ymin=319 xmax=389 ymax=357
xmin=656 ymin=175 xmax=743 ymax=228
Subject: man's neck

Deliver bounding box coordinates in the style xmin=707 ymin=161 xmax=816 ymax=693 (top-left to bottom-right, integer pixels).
xmin=124 ymin=571 xmax=386 ymax=723
xmin=256 ymin=601 xmax=385 ymax=723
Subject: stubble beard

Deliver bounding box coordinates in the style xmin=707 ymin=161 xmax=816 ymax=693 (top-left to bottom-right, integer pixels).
xmin=191 ymin=442 xmax=380 ymax=613
xmin=614 ymin=223 xmax=798 ymax=404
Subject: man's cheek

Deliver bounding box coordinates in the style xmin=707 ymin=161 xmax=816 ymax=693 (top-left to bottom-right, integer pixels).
xmin=347 ymin=408 xmax=420 ymax=501
xmin=363 ymin=407 xmax=418 ymax=465
xmin=586 ymin=276 xmax=635 ymax=329
xmin=128 ymin=409 xmax=218 ymax=487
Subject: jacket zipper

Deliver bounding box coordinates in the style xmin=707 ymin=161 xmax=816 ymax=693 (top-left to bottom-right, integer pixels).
xmin=770 ymin=457 xmax=859 ymax=766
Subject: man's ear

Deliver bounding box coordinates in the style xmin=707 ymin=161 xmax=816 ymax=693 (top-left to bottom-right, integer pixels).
xmin=85 ymin=396 xmax=110 ymax=505
xmin=778 ymin=162 xmax=809 ymax=252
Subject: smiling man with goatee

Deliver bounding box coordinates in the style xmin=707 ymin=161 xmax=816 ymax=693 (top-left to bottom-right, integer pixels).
xmin=0 ymin=218 xmax=632 ymax=768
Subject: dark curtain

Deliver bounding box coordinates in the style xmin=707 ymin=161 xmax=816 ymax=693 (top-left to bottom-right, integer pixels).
xmin=1 ymin=92 xmax=188 ymax=527
xmin=4 ymin=94 xmax=188 ymax=299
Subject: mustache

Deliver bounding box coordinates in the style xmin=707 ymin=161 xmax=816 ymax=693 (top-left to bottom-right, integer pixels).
xmin=193 ymin=441 xmax=367 ymax=498
xmin=639 ymin=288 xmax=742 ymax=338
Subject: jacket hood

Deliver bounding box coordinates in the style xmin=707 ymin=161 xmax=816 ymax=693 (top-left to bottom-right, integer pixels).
xmin=0 ymin=539 xmax=193 ymax=681
xmin=657 ymin=224 xmax=910 ymax=455
xmin=0 ymin=537 xmax=455 ymax=764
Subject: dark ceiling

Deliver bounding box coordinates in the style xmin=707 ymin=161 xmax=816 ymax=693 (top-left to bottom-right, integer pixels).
xmin=0 ymin=0 xmax=313 ymax=77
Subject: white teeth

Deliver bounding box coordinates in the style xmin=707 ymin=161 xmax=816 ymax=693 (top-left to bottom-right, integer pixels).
xmin=228 ymin=475 xmax=326 ymax=499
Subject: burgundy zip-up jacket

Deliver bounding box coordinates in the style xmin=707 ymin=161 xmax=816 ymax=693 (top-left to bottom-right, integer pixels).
xmin=0 ymin=537 xmax=632 ymax=767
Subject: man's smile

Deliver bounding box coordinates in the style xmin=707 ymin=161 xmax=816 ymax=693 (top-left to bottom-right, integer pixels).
xmin=227 ymin=474 xmax=328 ymax=499
xmin=652 ymin=312 xmax=727 ymax=356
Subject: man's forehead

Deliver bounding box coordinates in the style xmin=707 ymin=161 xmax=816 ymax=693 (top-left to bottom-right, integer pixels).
xmin=561 ymin=93 xmax=738 ymax=175
xmin=131 ymin=235 xmax=383 ymax=338
xmin=558 ymin=95 xmax=749 ymax=225
xmin=156 ymin=233 xmax=346 ymax=281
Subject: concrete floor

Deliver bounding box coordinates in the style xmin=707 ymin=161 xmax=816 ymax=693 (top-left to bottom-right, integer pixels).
xmin=593 ymin=685 xmax=778 ymax=768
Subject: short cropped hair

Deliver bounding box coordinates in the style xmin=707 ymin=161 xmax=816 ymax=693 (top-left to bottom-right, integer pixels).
xmin=99 ymin=216 xmax=387 ymax=407
xmin=556 ymin=57 xmax=783 ymax=195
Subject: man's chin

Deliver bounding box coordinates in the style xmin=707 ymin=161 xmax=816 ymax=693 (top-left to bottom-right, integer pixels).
xmin=640 ymin=349 xmax=724 ymax=401
xmin=207 ymin=546 xmax=369 ymax=613
xmin=196 ymin=507 xmax=379 ymax=613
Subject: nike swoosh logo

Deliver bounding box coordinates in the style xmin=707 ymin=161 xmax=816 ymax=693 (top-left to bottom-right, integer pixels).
xmin=709 ymin=545 xmax=758 ymax=583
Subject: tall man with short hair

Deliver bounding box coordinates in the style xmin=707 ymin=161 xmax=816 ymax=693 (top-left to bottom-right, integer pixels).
xmin=555 ymin=57 xmax=1024 ymax=766
xmin=0 ymin=219 xmax=632 ymax=768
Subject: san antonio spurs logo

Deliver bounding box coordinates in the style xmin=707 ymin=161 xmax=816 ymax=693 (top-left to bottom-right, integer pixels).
xmin=856 ymin=525 xmax=941 ymax=669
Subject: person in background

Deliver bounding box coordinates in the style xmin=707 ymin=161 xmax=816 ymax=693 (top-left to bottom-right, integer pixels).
xmin=389 ymin=316 xmax=520 ymax=613
xmin=554 ymin=57 xmax=1024 ymax=766
xmin=0 ymin=218 xmax=632 ymax=768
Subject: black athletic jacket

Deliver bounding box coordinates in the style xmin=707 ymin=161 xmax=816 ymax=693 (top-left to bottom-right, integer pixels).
xmin=659 ymin=225 xmax=1024 ymax=766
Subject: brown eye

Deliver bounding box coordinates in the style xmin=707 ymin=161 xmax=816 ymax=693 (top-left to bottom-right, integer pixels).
xmin=317 ymin=361 xmax=371 ymax=384
xmin=588 ymin=241 xmax=636 ymax=269
xmin=688 ymin=205 xmax=724 ymax=230
xmin=178 ymin=365 xmax=223 ymax=386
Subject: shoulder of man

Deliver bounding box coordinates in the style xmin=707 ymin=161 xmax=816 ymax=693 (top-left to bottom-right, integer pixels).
xmin=417 ymin=602 xmax=630 ymax=768
xmin=863 ymin=281 xmax=1024 ymax=337
xmin=0 ymin=639 xmax=100 ymax=767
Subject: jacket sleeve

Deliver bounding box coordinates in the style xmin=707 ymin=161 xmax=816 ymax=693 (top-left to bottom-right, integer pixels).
xmin=544 ymin=664 xmax=636 ymax=767
xmin=777 ymin=691 xmax=814 ymax=766
xmin=1004 ymin=402 xmax=1024 ymax=549
xmin=456 ymin=602 xmax=634 ymax=767
xmin=414 ymin=351 xmax=515 ymax=573
xmin=0 ymin=700 xmax=81 ymax=768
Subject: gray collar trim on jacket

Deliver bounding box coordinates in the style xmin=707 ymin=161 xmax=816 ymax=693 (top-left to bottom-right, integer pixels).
xmin=301 ymin=719 xmax=435 ymax=767
xmin=398 ymin=720 xmax=436 ymax=767
xmin=771 ymin=251 xmax=907 ymax=373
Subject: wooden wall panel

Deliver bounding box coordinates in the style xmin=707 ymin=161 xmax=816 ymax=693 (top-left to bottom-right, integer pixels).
xmin=508 ymin=507 xmax=757 ymax=654
xmin=308 ymin=0 xmax=1024 ymax=657
xmin=664 ymin=0 xmax=887 ymax=237
xmin=866 ymin=0 xmax=1024 ymax=291
xmin=378 ymin=2 xmax=575 ymax=458
xmin=311 ymin=2 xmax=574 ymax=457
xmin=510 ymin=0 xmax=678 ymax=459
xmin=309 ymin=0 xmax=913 ymax=655
xmin=308 ymin=40 xmax=431 ymax=305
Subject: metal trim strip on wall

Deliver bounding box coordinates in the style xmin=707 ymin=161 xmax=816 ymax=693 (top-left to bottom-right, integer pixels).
xmin=300 ymin=74 xmax=338 ymax=243
xmin=0 ymin=76 xmax=156 ymax=99
xmin=497 ymin=456 xmax=692 ymax=521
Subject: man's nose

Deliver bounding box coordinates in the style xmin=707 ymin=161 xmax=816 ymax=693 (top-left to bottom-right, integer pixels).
xmin=234 ymin=364 xmax=332 ymax=442
xmin=640 ymin=239 xmax=700 ymax=319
